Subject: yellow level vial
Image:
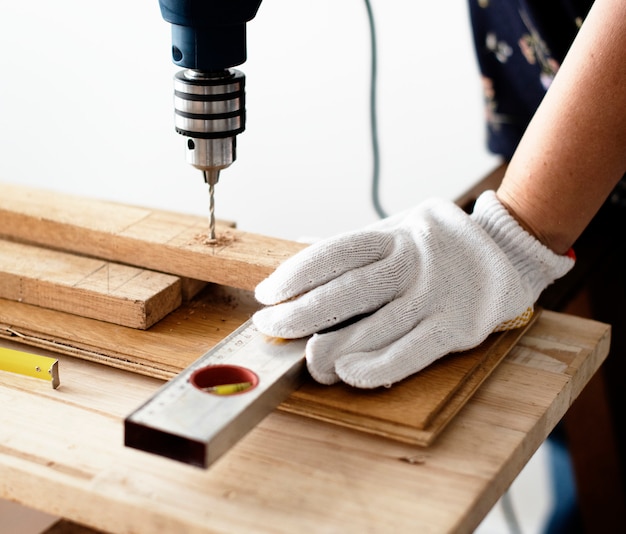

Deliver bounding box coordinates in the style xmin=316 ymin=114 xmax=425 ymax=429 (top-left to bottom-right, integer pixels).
xmin=0 ymin=347 xmax=60 ymax=389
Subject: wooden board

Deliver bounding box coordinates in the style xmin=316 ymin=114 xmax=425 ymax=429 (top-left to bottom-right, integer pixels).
xmin=0 ymin=285 xmax=258 ymax=380
xmin=0 ymin=181 xmax=544 ymax=443
xmin=0 ymin=239 xmax=181 ymax=329
xmin=281 ymin=312 xmax=538 ymax=445
xmin=0 ymin=284 xmax=536 ymax=445
xmin=0 ymin=311 xmax=611 ymax=534
xmin=0 ymin=182 xmax=307 ymax=291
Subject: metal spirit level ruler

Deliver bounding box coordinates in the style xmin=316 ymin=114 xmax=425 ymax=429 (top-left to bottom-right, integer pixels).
xmin=0 ymin=346 xmax=60 ymax=389
xmin=125 ymin=319 xmax=307 ymax=468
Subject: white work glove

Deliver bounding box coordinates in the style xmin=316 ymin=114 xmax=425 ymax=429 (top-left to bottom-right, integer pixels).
xmin=253 ymin=191 xmax=574 ymax=388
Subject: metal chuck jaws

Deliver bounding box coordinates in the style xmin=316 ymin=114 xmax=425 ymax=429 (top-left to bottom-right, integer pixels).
xmin=173 ymin=69 xmax=246 ymax=240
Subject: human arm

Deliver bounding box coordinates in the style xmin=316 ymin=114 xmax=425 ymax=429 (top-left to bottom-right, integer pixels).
xmin=497 ymin=0 xmax=626 ymax=254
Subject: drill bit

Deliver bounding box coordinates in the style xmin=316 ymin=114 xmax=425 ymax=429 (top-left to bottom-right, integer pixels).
xmin=203 ymin=169 xmax=220 ymax=241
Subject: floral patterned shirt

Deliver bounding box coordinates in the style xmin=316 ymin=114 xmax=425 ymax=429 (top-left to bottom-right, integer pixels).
xmin=468 ymin=0 xmax=593 ymax=159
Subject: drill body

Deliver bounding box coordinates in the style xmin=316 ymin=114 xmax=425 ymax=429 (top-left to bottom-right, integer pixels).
xmin=158 ymin=0 xmax=263 ymax=238
xmin=159 ymin=0 xmax=262 ymax=70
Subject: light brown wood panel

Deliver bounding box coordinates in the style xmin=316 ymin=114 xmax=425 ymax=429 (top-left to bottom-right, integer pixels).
xmin=0 ymin=283 xmax=536 ymax=445
xmin=0 ymin=311 xmax=610 ymax=533
xmin=282 ymin=312 xmax=537 ymax=445
xmin=0 ymin=239 xmax=181 ymax=329
xmin=0 ymin=182 xmax=307 ymax=291
xmin=0 ymin=285 xmax=259 ymax=380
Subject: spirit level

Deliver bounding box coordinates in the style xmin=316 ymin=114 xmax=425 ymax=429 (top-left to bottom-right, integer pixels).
xmin=125 ymin=319 xmax=307 ymax=468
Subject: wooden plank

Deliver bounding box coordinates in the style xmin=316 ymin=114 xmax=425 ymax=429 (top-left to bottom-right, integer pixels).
xmin=0 ymin=182 xmax=307 ymax=291
xmin=0 ymin=285 xmax=259 ymax=380
xmin=0 ymin=311 xmax=610 ymax=533
xmin=0 ymin=239 xmax=181 ymax=329
xmin=281 ymin=312 xmax=538 ymax=445
xmin=0 ymin=285 xmax=535 ymax=445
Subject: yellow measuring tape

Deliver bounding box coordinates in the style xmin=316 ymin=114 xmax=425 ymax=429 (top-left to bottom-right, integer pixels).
xmin=0 ymin=347 xmax=60 ymax=389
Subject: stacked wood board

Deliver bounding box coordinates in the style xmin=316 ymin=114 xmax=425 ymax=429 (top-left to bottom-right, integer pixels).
xmin=0 ymin=181 xmax=535 ymax=445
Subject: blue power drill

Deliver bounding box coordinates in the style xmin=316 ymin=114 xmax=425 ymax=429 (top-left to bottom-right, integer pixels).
xmin=158 ymin=0 xmax=263 ymax=240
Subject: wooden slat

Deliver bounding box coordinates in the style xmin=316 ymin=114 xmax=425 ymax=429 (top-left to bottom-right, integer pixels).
xmin=281 ymin=312 xmax=538 ymax=445
xmin=0 ymin=311 xmax=610 ymax=534
xmin=0 ymin=284 xmax=536 ymax=445
xmin=0 ymin=182 xmax=307 ymax=291
xmin=0 ymin=239 xmax=181 ymax=329
xmin=0 ymin=285 xmax=259 ymax=380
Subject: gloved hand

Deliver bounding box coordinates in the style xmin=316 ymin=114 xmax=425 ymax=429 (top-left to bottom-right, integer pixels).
xmin=253 ymin=191 xmax=575 ymax=388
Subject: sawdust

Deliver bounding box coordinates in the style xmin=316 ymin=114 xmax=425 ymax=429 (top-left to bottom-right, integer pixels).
xmin=191 ymin=230 xmax=237 ymax=247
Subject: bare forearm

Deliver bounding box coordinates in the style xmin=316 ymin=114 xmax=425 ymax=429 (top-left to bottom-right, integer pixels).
xmin=497 ymin=0 xmax=626 ymax=255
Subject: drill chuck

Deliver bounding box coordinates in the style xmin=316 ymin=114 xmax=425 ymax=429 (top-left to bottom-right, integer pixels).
xmin=173 ymin=69 xmax=246 ymax=173
xmin=159 ymin=1 xmax=260 ymax=240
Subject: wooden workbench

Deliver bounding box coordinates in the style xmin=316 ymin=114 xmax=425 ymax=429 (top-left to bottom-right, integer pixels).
xmin=0 ymin=309 xmax=609 ymax=533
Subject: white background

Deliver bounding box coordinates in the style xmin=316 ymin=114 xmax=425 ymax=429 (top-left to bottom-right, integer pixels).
xmin=0 ymin=0 xmax=499 ymax=241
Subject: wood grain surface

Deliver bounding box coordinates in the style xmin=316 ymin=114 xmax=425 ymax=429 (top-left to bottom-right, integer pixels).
xmin=0 ymin=285 xmax=258 ymax=380
xmin=0 ymin=283 xmax=536 ymax=445
xmin=0 ymin=310 xmax=610 ymax=533
xmin=0 ymin=182 xmax=306 ymax=291
xmin=282 ymin=312 xmax=538 ymax=445
xmin=0 ymin=239 xmax=181 ymax=329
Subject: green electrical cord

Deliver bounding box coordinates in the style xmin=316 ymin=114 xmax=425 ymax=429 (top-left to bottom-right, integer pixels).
xmin=364 ymin=0 xmax=387 ymax=219
xmin=362 ymin=3 xmax=523 ymax=533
